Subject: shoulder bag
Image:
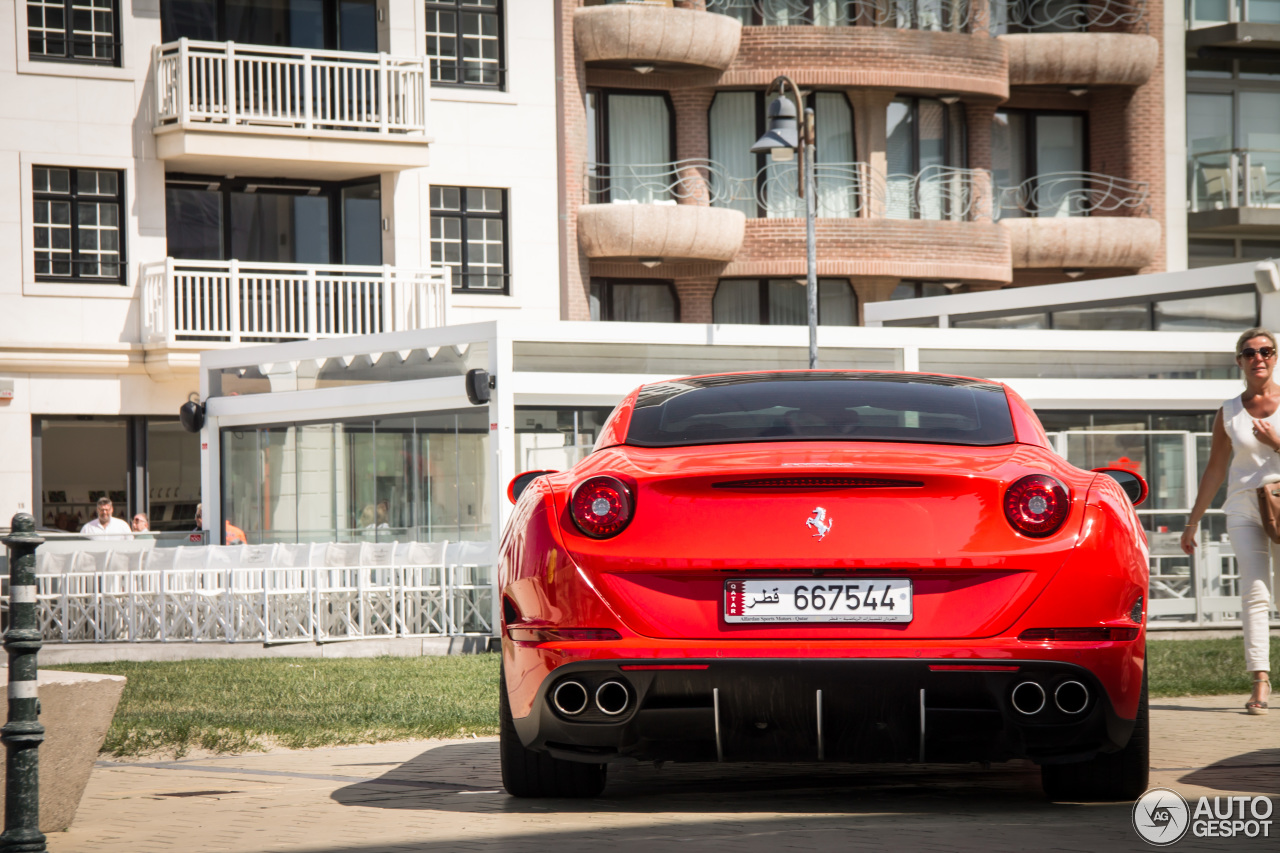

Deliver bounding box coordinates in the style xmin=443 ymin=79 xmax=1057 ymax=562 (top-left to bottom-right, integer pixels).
xmin=1257 ymin=484 xmax=1280 ymax=544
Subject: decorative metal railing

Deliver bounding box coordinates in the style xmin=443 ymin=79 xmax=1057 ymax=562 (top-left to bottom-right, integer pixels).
xmin=584 ymin=159 xmax=991 ymax=221
xmin=990 ymin=0 xmax=1146 ymax=32
xmin=997 ymin=171 xmax=1151 ymax=217
xmin=153 ymin=39 xmax=429 ymax=135
xmin=140 ymin=258 xmax=450 ymax=345
xmin=17 ymin=542 xmax=492 ymax=643
xmin=1189 ymin=149 xmax=1280 ymax=212
xmin=706 ymin=0 xmax=975 ymax=30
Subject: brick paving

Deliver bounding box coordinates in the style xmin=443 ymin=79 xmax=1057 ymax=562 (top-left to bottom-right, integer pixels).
xmin=49 ymin=696 xmax=1276 ymax=853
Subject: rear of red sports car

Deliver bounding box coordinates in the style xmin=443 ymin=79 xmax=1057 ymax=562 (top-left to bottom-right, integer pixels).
xmin=498 ymin=372 xmax=1149 ymax=801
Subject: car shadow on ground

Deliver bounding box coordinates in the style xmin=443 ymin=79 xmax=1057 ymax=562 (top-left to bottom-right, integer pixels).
xmin=331 ymin=740 xmax=1111 ymax=816
xmin=1178 ymin=748 xmax=1280 ymax=793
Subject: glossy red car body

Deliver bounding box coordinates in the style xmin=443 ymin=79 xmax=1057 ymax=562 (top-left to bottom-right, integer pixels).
xmin=498 ymin=371 xmax=1149 ymax=799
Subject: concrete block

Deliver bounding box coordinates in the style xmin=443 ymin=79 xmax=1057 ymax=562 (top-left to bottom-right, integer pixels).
xmin=0 ymin=668 xmax=126 ymax=832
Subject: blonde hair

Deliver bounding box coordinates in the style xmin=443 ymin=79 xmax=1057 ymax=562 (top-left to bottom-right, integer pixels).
xmin=1235 ymin=327 xmax=1277 ymax=356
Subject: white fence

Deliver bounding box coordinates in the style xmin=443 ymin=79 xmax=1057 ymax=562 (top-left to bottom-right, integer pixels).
xmin=140 ymin=258 xmax=450 ymax=344
xmin=153 ymin=39 xmax=428 ymax=135
xmin=19 ymin=542 xmax=492 ymax=643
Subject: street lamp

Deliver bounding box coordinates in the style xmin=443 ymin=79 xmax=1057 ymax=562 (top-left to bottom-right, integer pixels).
xmin=751 ymin=75 xmax=818 ymax=369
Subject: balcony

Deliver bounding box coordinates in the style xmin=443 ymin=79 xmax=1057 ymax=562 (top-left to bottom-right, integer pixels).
xmin=1189 ymin=149 xmax=1280 ymax=232
xmin=707 ymin=0 xmax=975 ymax=32
xmin=1187 ymin=0 xmax=1280 ymax=51
xmin=152 ymin=40 xmax=432 ymax=180
xmin=140 ymin=259 xmax=450 ymax=348
xmin=996 ymin=1 xmax=1156 ymax=87
xmin=575 ymin=2 xmax=742 ymax=74
xmin=998 ymin=172 xmax=1160 ymax=269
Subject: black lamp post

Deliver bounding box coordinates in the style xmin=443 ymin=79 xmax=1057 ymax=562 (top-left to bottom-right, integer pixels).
xmin=751 ymin=75 xmax=817 ymax=369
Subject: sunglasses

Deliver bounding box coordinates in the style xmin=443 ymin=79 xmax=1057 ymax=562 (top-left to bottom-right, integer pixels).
xmin=1239 ymin=346 xmax=1277 ymax=359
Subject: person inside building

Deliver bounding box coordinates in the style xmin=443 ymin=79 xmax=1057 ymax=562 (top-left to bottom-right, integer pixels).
xmin=80 ymin=497 xmax=133 ymax=540
xmin=1181 ymin=327 xmax=1277 ymax=716
xmin=131 ymin=512 xmax=150 ymax=532
xmin=194 ymin=503 xmax=248 ymax=545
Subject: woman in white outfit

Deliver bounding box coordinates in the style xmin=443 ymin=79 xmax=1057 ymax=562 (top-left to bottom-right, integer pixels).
xmin=1182 ymin=327 xmax=1276 ymax=714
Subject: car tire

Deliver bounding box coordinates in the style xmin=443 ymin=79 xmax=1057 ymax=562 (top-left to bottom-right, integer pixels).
xmin=1041 ymin=663 xmax=1149 ymax=802
xmin=499 ymin=665 xmax=607 ymax=798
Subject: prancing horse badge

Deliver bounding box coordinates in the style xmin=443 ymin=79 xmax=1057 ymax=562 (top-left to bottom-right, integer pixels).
xmin=806 ymin=507 xmax=833 ymax=540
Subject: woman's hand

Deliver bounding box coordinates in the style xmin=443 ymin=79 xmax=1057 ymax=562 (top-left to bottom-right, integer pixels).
xmin=1253 ymin=419 xmax=1280 ymax=452
xmin=1180 ymin=524 xmax=1198 ymax=555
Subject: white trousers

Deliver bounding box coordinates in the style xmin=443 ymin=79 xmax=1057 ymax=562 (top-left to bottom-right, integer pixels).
xmin=1225 ymin=518 xmax=1276 ymax=673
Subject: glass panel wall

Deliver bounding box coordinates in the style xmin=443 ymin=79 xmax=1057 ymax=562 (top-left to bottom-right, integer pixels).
xmin=220 ymin=409 xmax=491 ymax=545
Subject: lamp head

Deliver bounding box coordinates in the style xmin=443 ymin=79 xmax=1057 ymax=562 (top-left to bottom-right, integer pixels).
xmin=750 ymin=95 xmax=800 ymax=160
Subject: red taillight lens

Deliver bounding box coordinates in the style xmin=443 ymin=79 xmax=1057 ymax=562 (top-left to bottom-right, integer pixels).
xmin=570 ymin=475 xmax=634 ymax=539
xmin=1004 ymin=474 xmax=1070 ymax=537
xmin=1019 ymin=627 xmax=1140 ymax=642
xmin=506 ymin=627 xmax=622 ymax=643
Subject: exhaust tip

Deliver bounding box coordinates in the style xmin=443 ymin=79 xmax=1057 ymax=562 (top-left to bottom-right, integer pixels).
xmin=1054 ymin=680 xmax=1089 ymax=715
xmin=552 ymin=680 xmax=589 ymax=716
xmin=1011 ymin=681 xmax=1046 ymax=716
xmin=595 ymin=680 xmax=630 ymax=716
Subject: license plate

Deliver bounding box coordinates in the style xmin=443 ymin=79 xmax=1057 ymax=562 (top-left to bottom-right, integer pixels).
xmin=724 ymin=579 xmax=913 ymax=623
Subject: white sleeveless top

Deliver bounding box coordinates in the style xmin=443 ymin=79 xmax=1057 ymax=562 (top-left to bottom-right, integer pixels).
xmin=1222 ymin=394 xmax=1280 ymax=519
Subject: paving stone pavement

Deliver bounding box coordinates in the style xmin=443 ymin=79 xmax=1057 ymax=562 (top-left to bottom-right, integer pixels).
xmin=48 ymin=696 xmax=1277 ymax=853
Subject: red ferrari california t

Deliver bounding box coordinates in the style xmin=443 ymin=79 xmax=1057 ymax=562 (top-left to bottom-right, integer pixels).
xmin=498 ymin=371 xmax=1150 ymax=801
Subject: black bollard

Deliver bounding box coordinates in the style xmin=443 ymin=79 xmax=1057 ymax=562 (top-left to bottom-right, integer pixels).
xmin=1 ymin=513 xmax=46 ymax=853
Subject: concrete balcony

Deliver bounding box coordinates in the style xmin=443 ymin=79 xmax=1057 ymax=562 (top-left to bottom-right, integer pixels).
xmin=1189 ymin=148 xmax=1280 ymax=233
xmin=575 ymin=2 xmax=742 ymax=74
xmin=139 ymin=259 xmax=450 ymax=372
xmin=1001 ymin=32 xmax=1157 ymax=87
xmin=152 ymin=40 xmax=432 ymax=180
xmin=999 ymin=171 xmax=1158 ymax=269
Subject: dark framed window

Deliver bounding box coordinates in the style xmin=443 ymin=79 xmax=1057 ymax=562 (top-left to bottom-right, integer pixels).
xmin=164 ymin=174 xmax=382 ymax=265
xmin=34 ymin=166 xmax=124 ymax=283
xmin=590 ymin=280 xmax=679 ymax=323
xmin=160 ymin=0 xmax=378 ymax=51
xmin=891 ymin=281 xmax=955 ymax=300
xmin=28 ymin=0 xmax=120 ymax=65
xmin=431 ymin=186 xmax=508 ymax=293
xmin=992 ymin=109 xmax=1087 ymax=217
xmin=713 ymin=279 xmax=856 ymax=326
xmin=425 ymin=0 xmax=504 ymax=89
xmin=585 ymin=89 xmax=676 ymax=203
xmin=708 ymin=90 xmax=856 ymax=218
xmin=886 ymin=96 xmax=967 ymax=219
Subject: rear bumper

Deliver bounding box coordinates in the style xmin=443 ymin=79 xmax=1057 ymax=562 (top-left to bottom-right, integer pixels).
xmin=511 ymin=658 xmax=1135 ymax=766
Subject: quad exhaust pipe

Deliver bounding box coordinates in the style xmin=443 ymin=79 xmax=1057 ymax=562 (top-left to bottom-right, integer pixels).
xmin=1011 ymin=680 xmax=1090 ymax=716
xmin=551 ymin=678 xmax=632 ymax=717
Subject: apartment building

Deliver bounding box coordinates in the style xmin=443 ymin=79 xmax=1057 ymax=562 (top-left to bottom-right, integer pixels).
xmin=559 ymin=0 xmax=1174 ymax=324
xmin=0 ymin=0 xmax=558 ymax=531
xmin=1185 ymin=0 xmax=1280 ymax=268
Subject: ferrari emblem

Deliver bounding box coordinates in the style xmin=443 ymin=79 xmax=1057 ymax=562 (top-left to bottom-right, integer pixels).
xmin=806 ymin=507 xmax=833 ymax=540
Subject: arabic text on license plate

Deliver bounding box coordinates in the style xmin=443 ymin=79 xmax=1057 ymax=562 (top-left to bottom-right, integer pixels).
xmin=724 ymin=579 xmax=912 ymax=623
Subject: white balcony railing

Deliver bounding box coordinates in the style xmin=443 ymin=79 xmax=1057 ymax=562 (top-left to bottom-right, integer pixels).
xmin=153 ymin=39 xmax=429 ymax=135
xmin=141 ymin=258 xmax=450 ymax=345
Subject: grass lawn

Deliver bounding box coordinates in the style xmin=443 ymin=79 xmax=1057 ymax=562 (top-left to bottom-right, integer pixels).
xmin=48 ymin=637 xmax=1276 ymax=758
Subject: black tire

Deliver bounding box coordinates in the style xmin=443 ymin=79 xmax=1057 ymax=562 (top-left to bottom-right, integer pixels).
xmin=1041 ymin=664 xmax=1149 ymax=802
xmin=499 ymin=665 xmax=607 ymax=798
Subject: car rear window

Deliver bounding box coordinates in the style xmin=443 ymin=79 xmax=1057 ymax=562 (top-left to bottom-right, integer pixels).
xmin=625 ymin=373 xmax=1016 ymax=447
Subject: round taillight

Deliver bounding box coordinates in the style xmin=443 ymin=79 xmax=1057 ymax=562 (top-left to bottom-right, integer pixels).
xmin=570 ymin=476 xmax=634 ymax=539
xmin=1004 ymin=474 xmax=1070 ymax=538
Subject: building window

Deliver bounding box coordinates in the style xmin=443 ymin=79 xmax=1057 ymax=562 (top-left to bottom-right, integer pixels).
xmin=886 ymin=97 xmax=967 ymax=219
xmin=164 ymin=174 xmax=382 ymax=265
xmin=1188 ymin=63 xmax=1280 ymax=212
xmin=1188 ymin=0 xmax=1280 ymax=28
xmin=34 ymin=166 xmax=124 ymax=283
xmin=586 ymin=90 xmax=674 ymax=203
xmin=992 ymin=109 xmax=1087 ymax=218
xmin=431 ymin=186 xmax=508 ymax=293
xmin=891 ymin=281 xmax=955 ymax=300
xmin=27 ymin=0 xmax=119 ymax=65
xmin=708 ymin=90 xmax=856 ymax=218
xmin=425 ymin=0 xmax=503 ymax=89
xmin=590 ymin=281 xmax=679 ymax=322
xmin=1189 ymin=237 xmax=1280 ymax=268
xmin=713 ymin=279 xmax=856 ymax=325
xmin=160 ymin=0 xmax=378 ymax=51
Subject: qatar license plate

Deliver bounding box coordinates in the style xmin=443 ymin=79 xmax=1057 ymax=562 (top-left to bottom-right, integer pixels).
xmin=724 ymin=579 xmax=913 ymax=623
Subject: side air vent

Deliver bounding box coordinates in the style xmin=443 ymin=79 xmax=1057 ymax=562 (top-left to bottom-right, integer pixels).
xmin=712 ymin=477 xmax=924 ymax=490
